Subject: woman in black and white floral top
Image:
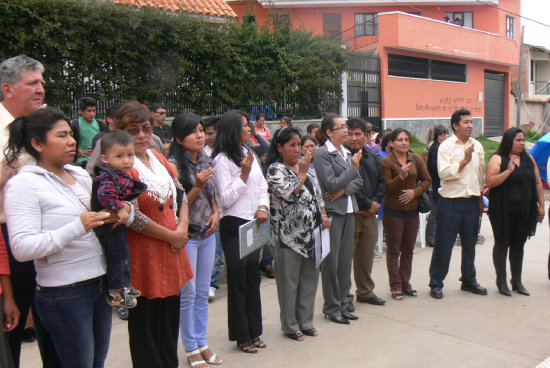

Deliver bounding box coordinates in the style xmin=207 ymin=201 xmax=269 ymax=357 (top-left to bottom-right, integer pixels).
xmin=266 ymin=127 xmax=331 ymax=342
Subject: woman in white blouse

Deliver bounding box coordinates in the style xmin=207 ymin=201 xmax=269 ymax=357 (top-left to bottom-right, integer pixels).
xmin=212 ymin=110 xmax=269 ymax=354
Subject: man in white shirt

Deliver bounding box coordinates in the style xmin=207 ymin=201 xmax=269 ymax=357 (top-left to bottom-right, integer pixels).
xmin=428 ymin=109 xmax=487 ymax=299
xmin=0 ymin=55 xmax=59 ymax=367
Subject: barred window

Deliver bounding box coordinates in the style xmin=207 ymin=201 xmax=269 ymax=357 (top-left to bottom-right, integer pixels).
xmin=388 ymin=54 xmax=466 ymax=83
xmin=355 ymin=13 xmax=378 ymax=37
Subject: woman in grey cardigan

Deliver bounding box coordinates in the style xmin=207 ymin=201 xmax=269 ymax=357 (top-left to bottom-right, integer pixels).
xmin=266 ymin=127 xmax=331 ymax=341
xmin=313 ymin=113 xmax=363 ymax=324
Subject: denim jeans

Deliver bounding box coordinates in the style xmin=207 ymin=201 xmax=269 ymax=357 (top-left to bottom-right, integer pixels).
xmin=210 ymin=231 xmax=223 ymax=290
xmin=429 ymin=197 xmax=480 ymax=289
xmin=180 ymin=235 xmax=216 ymax=351
xmin=34 ymin=278 xmax=112 ymax=368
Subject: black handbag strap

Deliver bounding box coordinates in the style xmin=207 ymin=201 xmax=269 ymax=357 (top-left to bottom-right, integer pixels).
xmin=410 ymin=154 xmax=421 ymax=186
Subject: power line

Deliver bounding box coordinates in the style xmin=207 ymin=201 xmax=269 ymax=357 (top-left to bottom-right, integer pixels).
xmin=474 ymin=0 xmax=550 ymax=29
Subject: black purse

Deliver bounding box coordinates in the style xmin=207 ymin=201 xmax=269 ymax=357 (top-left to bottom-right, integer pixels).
xmin=410 ymin=155 xmax=432 ymax=214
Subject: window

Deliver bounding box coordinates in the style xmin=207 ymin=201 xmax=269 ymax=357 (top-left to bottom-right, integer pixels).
xmin=388 ymin=54 xmax=467 ymax=82
xmin=323 ymin=14 xmax=342 ymax=41
xmin=445 ymin=12 xmax=473 ymax=28
xmin=506 ymin=16 xmax=515 ymax=38
xmin=355 ymin=13 xmax=378 ymax=37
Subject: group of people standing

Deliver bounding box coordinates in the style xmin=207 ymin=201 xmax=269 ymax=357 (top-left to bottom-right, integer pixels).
xmin=0 ymin=53 xmax=546 ymax=368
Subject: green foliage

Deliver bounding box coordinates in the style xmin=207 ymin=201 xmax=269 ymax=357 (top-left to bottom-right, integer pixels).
xmin=410 ymin=135 xmax=426 ymax=155
xmin=525 ymin=130 xmax=543 ymax=142
xmin=0 ymin=0 xmax=347 ymax=118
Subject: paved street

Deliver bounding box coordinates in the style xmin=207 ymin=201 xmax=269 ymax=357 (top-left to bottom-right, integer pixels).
xmin=20 ymin=207 xmax=550 ymax=368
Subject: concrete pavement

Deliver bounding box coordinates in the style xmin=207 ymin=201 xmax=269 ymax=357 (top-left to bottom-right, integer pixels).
xmin=19 ymin=208 xmax=550 ymax=368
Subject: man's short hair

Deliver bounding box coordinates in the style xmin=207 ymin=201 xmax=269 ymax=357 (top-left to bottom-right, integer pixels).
xmin=346 ymin=118 xmax=368 ymax=134
xmin=105 ymin=106 xmax=118 ymax=119
xmin=150 ymin=102 xmax=165 ymax=112
xmin=0 ymin=55 xmax=44 ymax=100
xmin=79 ymin=97 xmax=97 ymax=111
xmin=450 ymin=108 xmax=471 ymax=131
xmin=306 ymin=123 xmax=320 ymax=134
xmin=100 ymin=129 xmax=134 ymax=154
xmin=204 ymin=115 xmax=220 ymax=131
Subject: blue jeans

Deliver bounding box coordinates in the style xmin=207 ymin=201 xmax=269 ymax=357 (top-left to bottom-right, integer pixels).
xmin=260 ymin=244 xmax=273 ymax=267
xmin=34 ymin=278 xmax=112 ymax=368
xmin=180 ymin=235 xmax=216 ymax=351
xmin=429 ymin=197 xmax=480 ymax=289
xmin=210 ymin=231 xmax=223 ymax=290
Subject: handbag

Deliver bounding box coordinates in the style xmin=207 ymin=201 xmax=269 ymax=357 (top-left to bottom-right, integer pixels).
xmin=410 ymin=155 xmax=432 ymax=214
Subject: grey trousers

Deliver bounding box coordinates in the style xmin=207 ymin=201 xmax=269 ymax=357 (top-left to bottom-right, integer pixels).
xmin=321 ymin=213 xmax=355 ymax=317
xmin=272 ymin=245 xmax=319 ymax=334
xmin=353 ymin=214 xmax=378 ymax=301
xmin=0 ymin=294 xmax=15 ymax=368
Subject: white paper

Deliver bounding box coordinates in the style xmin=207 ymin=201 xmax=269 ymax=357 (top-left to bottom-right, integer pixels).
xmin=246 ymin=228 xmax=254 ymax=247
xmin=314 ymin=223 xmax=331 ymax=269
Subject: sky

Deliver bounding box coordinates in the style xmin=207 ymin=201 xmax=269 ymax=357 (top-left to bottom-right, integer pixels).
xmin=521 ymin=0 xmax=550 ymax=49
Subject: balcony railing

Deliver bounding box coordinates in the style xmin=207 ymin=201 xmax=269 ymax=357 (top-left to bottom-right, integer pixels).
xmin=533 ymin=81 xmax=550 ymax=95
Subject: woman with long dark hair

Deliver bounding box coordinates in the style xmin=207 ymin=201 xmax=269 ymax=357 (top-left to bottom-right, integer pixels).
xmin=4 ymin=107 xmax=113 ymax=367
xmin=486 ymin=127 xmax=544 ymax=296
xmin=313 ymin=113 xmax=363 ymax=324
xmin=168 ymin=112 xmax=222 ymax=366
xmin=212 ymin=110 xmax=269 ymax=353
xmin=381 ymin=128 xmax=431 ymax=300
xmin=266 ymin=127 xmax=330 ymax=341
xmin=425 ymin=125 xmax=450 ymax=247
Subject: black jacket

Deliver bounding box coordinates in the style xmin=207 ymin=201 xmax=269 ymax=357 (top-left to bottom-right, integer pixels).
xmin=352 ymin=145 xmax=386 ymax=211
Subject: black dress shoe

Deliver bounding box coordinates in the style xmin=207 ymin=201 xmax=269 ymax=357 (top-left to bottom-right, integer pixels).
xmin=346 ymin=300 xmax=355 ymax=312
xmin=359 ymin=295 xmax=386 ymax=306
xmin=430 ymin=287 xmax=443 ymax=299
xmin=341 ymin=310 xmax=359 ymax=320
xmin=324 ymin=314 xmax=350 ymax=325
xmin=461 ymin=282 xmax=488 ymax=295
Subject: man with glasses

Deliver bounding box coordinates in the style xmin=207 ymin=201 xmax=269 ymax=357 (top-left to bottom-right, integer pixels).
xmin=150 ymin=103 xmax=172 ymax=141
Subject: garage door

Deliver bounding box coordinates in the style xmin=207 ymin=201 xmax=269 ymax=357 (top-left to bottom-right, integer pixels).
xmin=484 ymin=71 xmax=505 ymax=136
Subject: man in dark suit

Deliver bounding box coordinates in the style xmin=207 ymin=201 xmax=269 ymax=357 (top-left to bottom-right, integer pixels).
xmin=347 ymin=118 xmax=386 ymax=307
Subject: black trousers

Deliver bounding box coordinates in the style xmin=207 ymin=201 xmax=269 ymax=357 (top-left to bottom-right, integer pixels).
xmin=93 ymin=223 xmax=130 ymax=291
xmin=219 ymin=216 xmax=262 ymax=344
xmin=128 ymin=295 xmax=180 ymax=368
xmin=492 ymin=211 xmax=530 ymax=279
xmin=2 ymin=224 xmax=60 ymax=368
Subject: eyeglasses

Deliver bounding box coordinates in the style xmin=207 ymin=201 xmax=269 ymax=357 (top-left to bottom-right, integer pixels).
xmin=331 ymin=125 xmax=348 ymax=131
xmin=127 ymin=125 xmax=153 ymax=136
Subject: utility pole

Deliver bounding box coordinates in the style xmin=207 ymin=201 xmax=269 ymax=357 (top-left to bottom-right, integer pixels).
xmin=517 ymin=25 xmax=525 ymax=128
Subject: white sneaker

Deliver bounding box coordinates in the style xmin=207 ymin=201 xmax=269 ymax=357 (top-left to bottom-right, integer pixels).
xmin=208 ymin=287 xmax=216 ymax=302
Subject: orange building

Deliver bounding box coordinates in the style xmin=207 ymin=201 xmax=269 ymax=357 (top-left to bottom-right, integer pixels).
xmin=229 ymin=0 xmax=521 ymax=137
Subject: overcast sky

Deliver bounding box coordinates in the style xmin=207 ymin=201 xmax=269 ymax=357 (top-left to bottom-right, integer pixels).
xmin=522 ymin=0 xmax=550 ymax=49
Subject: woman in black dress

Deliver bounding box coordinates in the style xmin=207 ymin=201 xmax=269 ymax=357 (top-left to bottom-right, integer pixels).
xmin=486 ymin=127 xmax=545 ymax=296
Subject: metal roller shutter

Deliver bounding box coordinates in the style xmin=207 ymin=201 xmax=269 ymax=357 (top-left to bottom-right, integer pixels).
xmin=484 ymin=71 xmax=505 ymax=136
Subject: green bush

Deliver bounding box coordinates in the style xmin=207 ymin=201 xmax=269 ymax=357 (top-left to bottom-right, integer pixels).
xmin=0 ymin=0 xmax=347 ymax=118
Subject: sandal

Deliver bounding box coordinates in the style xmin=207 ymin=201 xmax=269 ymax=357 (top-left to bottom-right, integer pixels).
xmin=286 ymin=331 xmax=305 ymax=341
xmin=251 ymin=337 xmax=267 ymax=349
xmin=391 ymin=292 xmax=403 ymax=300
xmin=403 ymin=289 xmax=418 ymax=297
xmin=300 ymin=327 xmax=318 ymax=337
xmin=237 ymin=341 xmax=258 ymax=354
xmin=198 ymin=345 xmax=222 ymax=365
xmin=186 ymin=349 xmax=209 ymax=368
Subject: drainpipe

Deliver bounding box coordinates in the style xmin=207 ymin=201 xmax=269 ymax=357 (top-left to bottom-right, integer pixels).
xmin=517 ymin=25 xmax=525 ymax=128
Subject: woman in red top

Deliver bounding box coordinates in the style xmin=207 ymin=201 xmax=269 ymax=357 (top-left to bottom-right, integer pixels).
xmin=113 ymin=101 xmax=193 ymax=368
xmin=0 ymin=239 xmax=18 ymax=368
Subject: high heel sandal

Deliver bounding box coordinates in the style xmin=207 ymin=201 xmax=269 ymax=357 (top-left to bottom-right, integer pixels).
xmin=198 ymin=345 xmax=222 ymax=365
xmin=251 ymin=337 xmax=267 ymax=349
xmin=237 ymin=341 xmax=257 ymax=354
